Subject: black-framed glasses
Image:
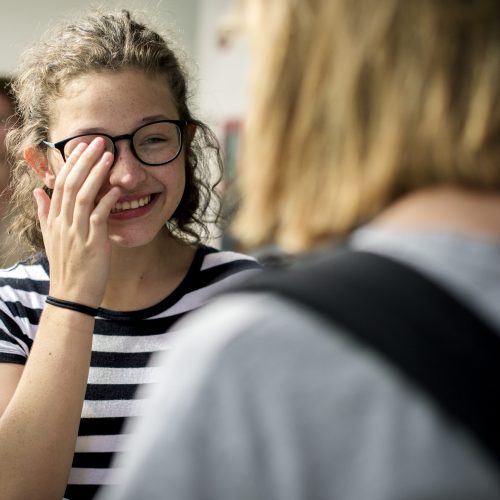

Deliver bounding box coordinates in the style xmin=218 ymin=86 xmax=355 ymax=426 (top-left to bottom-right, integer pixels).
xmin=42 ymin=119 xmax=188 ymax=167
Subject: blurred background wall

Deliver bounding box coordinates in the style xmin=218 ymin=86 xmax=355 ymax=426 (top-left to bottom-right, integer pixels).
xmin=0 ymin=0 xmax=249 ymax=151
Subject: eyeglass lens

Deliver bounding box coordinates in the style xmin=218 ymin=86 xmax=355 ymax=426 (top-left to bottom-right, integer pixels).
xmin=63 ymin=122 xmax=182 ymax=165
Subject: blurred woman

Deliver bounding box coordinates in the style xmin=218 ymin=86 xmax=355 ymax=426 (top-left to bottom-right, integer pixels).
xmin=103 ymin=1 xmax=500 ymax=499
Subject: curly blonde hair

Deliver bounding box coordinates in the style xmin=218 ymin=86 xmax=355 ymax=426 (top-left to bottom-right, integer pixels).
xmin=234 ymin=0 xmax=500 ymax=252
xmin=7 ymin=9 xmax=221 ymax=255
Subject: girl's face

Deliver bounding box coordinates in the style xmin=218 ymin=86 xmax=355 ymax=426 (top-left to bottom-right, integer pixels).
xmin=46 ymin=68 xmax=187 ymax=249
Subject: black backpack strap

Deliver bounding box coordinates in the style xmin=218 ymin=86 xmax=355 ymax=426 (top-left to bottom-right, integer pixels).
xmin=239 ymin=249 xmax=500 ymax=470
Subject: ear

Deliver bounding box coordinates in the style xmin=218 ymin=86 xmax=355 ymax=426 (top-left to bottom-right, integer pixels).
xmin=23 ymin=147 xmax=56 ymax=189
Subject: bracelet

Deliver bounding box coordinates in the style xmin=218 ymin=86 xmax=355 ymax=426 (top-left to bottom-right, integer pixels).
xmin=45 ymin=296 xmax=99 ymax=318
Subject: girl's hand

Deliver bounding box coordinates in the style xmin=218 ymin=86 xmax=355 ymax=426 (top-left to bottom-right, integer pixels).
xmin=34 ymin=137 xmax=121 ymax=308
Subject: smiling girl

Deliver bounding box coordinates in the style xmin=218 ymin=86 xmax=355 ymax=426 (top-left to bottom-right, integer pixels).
xmin=0 ymin=10 xmax=259 ymax=500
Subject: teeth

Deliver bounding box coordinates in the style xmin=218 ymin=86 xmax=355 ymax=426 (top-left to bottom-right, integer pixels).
xmin=112 ymin=195 xmax=152 ymax=213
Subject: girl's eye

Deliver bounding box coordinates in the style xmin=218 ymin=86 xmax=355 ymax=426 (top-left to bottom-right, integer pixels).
xmin=142 ymin=136 xmax=167 ymax=145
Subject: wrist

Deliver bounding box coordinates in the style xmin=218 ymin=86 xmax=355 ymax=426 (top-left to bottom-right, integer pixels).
xmin=45 ymin=296 xmax=99 ymax=318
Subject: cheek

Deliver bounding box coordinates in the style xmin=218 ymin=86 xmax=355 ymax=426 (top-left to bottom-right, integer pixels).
xmin=177 ymin=164 xmax=187 ymax=191
xmin=47 ymin=150 xmax=65 ymax=174
xmin=45 ymin=158 xmax=64 ymax=189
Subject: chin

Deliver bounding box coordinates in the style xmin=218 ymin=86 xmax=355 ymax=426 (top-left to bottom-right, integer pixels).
xmin=108 ymin=231 xmax=157 ymax=249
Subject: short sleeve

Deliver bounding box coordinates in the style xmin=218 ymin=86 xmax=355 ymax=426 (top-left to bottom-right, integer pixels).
xmin=0 ymin=300 xmax=32 ymax=364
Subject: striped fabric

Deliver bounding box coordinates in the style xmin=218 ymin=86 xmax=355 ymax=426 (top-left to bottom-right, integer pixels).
xmin=0 ymin=246 xmax=259 ymax=499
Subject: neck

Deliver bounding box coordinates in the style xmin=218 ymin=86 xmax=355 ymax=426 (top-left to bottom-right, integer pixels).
xmin=101 ymin=230 xmax=197 ymax=311
xmin=373 ymin=186 xmax=500 ymax=240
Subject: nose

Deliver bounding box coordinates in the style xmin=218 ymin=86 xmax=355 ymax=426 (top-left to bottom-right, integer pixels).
xmin=107 ymin=141 xmax=147 ymax=190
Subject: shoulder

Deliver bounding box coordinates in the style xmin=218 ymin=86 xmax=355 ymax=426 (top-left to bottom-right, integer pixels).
xmin=192 ymin=246 xmax=261 ymax=291
xmin=159 ymin=291 xmax=500 ymax=496
xmin=0 ymin=255 xmax=49 ymax=301
xmin=198 ymin=246 xmax=260 ymax=272
xmin=0 ymin=257 xmax=47 ymax=363
xmin=0 ymin=254 xmax=48 ymax=279
xmin=164 ymin=291 xmax=367 ymax=398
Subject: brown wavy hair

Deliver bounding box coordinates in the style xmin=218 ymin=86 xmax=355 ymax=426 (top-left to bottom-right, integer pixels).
xmin=234 ymin=0 xmax=500 ymax=252
xmin=7 ymin=9 xmax=222 ymax=254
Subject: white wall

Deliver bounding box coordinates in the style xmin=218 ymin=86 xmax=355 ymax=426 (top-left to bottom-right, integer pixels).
xmin=0 ymin=0 xmax=198 ymax=73
xmin=192 ymin=0 xmax=250 ymax=134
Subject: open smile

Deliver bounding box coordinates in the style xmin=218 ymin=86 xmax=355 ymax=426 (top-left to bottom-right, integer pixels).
xmin=111 ymin=194 xmax=154 ymax=214
xmin=108 ymin=193 xmax=161 ymax=221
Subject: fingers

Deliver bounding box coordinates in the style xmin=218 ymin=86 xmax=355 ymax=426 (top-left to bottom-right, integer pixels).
xmin=39 ymin=138 xmax=119 ymax=308
xmin=49 ymin=142 xmax=89 ymax=218
xmin=59 ymin=138 xmax=111 ymax=225
xmin=41 ymin=137 xmax=118 ymax=249
xmin=72 ymin=151 xmax=114 ymax=229
xmin=88 ymin=187 xmax=122 ymax=244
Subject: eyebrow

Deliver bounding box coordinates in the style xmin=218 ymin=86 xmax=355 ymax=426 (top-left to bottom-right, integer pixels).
xmin=71 ymin=115 xmax=178 ymax=136
xmin=141 ymin=114 xmax=174 ymax=123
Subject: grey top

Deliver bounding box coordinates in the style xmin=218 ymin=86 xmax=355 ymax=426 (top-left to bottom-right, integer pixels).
xmin=101 ymin=228 xmax=500 ymax=500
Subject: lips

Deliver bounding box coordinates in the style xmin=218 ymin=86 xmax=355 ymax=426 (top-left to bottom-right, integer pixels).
xmin=111 ymin=194 xmax=152 ymax=214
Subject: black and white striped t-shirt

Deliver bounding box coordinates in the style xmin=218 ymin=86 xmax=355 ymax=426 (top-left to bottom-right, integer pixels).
xmin=0 ymin=245 xmax=260 ymax=499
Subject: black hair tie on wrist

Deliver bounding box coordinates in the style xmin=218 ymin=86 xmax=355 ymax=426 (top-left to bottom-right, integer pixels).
xmin=45 ymin=296 xmax=99 ymax=318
